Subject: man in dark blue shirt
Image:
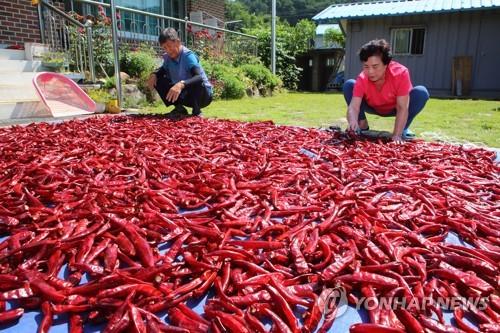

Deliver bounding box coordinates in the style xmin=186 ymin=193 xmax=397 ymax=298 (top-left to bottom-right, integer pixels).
xmin=147 ymin=28 xmax=212 ymax=117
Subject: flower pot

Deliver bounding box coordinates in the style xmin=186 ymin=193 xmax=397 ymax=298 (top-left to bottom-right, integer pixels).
xmin=42 ymin=61 xmax=64 ymax=72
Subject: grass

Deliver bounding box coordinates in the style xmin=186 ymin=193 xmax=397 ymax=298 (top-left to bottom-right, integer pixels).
xmin=144 ymin=92 xmax=500 ymax=147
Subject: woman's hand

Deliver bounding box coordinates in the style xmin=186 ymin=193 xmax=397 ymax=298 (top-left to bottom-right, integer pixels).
xmin=391 ymin=134 xmax=404 ymax=144
xmin=347 ymin=109 xmax=360 ymax=132
xmin=346 ymin=97 xmax=362 ymax=133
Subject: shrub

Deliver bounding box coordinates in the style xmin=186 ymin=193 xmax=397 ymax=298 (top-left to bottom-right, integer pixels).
xmin=240 ymin=64 xmax=281 ymax=93
xmin=245 ymin=19 xmax=315 ymax=90
xmin=231 ymin=54 xmax=262 ymax=68
xmin=202 ymin=61 xmax=247 ymax=99
xmin=87 ymin=89 xmax=112 ymax=104
xmin=121 ymin=46 xmax=158 ymax=79
xmin=102 ymin=76 xmax=116 ymax=89
xmin=212 ymin=64 xmax=247 ymax=99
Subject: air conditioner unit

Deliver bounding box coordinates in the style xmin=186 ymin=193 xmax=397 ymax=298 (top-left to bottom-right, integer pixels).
xmin=189 ymin=11 xmax=203 ymax=32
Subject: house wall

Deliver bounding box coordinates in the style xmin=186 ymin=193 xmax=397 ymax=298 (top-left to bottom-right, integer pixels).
xmin=0 ymin=0 xmax=42 ymax=45
xmin=0 ymin=0 xmax=66 ymax=46
xmin=0 ymin=0 xmax=224 ymax=46
xmin=188 ymin=0 xmax=224 ymax=21
xmin=344 ymin=10 xmax=500 ymax=98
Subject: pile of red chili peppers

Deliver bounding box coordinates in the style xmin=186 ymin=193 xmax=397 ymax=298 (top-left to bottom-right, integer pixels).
xmin=0 ymin=116 xmax=498 ymax=333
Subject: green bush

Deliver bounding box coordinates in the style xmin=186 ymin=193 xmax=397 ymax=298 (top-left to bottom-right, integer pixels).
xmin=231 ymin=54 xmax=262 ymax=68
xmin=121 ymin=47 xmax=157 ymax=79
xmin=87 ymin=89 xmax=112 ymax=104
xmin=240 ymin=64 xmax=281 ymax=93
xmin=202 ymin=61 xmax=247 ymax=100
xmin=213 ymin=64 xmax=247 ymax=99
xmin=102 ymin=76 xmax=116 ymax=89
xmin=246 ymin=19 xmax=315 ymax=90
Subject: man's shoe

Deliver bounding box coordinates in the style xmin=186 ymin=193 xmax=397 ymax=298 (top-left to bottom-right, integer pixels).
xmin=164 ymin=105 xmax=188 ymax=120
xmin=191 ymin=107 xmax=203 ymax=117
xmin=172 ymin=105 xmax=188 ymax=115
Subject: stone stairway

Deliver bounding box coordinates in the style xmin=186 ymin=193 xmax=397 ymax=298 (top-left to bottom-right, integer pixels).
xmin=0 ymin=49 xmax=50 ymax=120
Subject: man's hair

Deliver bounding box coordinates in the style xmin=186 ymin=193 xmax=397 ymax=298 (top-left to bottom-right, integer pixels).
xmin=159 ymin=28 xmax=180 ymax=44
xmin=359 ymin=39 xmax=392 ymax=65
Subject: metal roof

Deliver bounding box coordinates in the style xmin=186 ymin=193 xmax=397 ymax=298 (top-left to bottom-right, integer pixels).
xmin=313 ymin=0 xmax=500 ymax=21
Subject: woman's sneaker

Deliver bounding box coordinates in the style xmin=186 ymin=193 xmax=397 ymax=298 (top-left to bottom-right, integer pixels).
xmin=403 ymin=128 xmax=416 ymax=139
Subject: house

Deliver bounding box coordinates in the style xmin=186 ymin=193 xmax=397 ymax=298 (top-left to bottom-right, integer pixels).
xmin=313 ymin=0 xmax=500 ymax=98
xmin=297 ymin=24 xmax=345 ymax=92
xmin=0 ymin=0 xmax=225 ymax=47
xmin=0 ymin=0 xmax=225 ymax=120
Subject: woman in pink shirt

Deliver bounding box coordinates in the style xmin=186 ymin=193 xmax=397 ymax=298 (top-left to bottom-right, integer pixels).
xmin=343 ymin=39 xmax=429 ymax=143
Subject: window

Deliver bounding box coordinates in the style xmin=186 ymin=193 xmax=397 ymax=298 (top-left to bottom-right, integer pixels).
xmin=390 ymin=27 xmax=425 ymax=55
xmin=326 ymin=57 xmax=335 ymax=67
xmin=80 ymin=0 xmax=185 ymax=37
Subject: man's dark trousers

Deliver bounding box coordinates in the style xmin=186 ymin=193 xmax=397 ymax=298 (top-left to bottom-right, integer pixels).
xmin=155 ymin=70 xmax=211 ymax=114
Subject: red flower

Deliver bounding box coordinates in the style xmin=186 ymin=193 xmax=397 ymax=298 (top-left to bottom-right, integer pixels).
xmin=98 ymin=5 xmax=105 ymax=16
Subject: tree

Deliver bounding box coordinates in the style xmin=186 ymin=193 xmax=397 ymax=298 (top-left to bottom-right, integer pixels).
xmin=225 ymin=0 xmax=267 ymax=30
xmin=230 ymin=0 xmax=356 ymax=25
xmin=324 ymin=28 xmax=345 ymax=48
xmin=246 ymin=19 xmax=316 ymax=90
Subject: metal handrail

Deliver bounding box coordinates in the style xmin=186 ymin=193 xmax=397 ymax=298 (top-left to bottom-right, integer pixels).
xmin=40 ymin=0 xmax=96 ymax=82
xmin=75 ymin=0 xmax=257 ymax=39
xmin=41 ymin=1 xmax=85 ymax=28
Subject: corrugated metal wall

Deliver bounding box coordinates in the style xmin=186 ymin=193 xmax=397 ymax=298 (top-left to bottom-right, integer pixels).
xmin=344 ymin=10 xmax=500 ymax=98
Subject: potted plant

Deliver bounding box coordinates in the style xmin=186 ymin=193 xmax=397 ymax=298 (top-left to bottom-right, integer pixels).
xmin=41 ymin=51 xmax=68 ymax=72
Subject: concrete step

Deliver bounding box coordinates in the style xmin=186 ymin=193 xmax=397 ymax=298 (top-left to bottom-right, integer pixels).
xmin=0 ymin=101 xmax=51 ymax=120
xmin=0 ymin=49 xmax=25 ymax=60
xmin=0 ymin=72 xmax=38 ymax=86
xmin=0 ymin=60 xmax=44 ymax=73
xmin=0 ymin=85 xmax=38 ymax=102
xmin=0 ymin=73 xmax=38 ymax=104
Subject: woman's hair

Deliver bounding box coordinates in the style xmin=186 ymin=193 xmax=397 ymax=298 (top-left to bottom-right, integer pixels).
xmin=359 ymin=39 xmax=392 ymax=65
xmin=159 ymin=28 xmax=180 ymax=44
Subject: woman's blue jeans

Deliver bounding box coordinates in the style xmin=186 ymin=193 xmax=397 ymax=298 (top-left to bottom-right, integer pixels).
xmin=342 ymin=79 xmax=429 ymax=130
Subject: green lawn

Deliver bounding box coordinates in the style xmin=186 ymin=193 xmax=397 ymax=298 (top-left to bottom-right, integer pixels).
xmin=145 ymin=92 xmax=500 ymax=147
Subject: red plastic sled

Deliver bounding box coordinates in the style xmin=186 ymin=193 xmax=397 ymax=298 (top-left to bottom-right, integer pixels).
xmin=33 ymin=72 xmax=96 ymax=117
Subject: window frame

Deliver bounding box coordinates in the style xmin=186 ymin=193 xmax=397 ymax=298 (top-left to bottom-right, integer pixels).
xmin=390 ymin=26 xmax=426 ymax=56
xmin=77 ymin=0 xmax=186 ymax=39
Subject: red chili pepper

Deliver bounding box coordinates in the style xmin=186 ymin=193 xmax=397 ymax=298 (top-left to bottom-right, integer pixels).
xmin=0 ymin=307 xmax=24 ymax=324
xmin=263 ymin=307 xmax=294 ymax=333
xmin=337 ymin=272 xmax=399 ymax=289
xmin=321 ymin=250 xmax=355 ymax=280
xmin=349 ymin=323 xmax=405 ymax=333
xmin=27 ymin=277 xmax=66 ymax=303
xmin=39 ymin=301 xmax=53 ymax=333
xmin=168 ymin=307 xmax=209 ymax=333
xmin=418 ymin=315 xmax=463 ymax=333
xmin=290 ymin=237 xmax=310 ymax=274
xmin=128 ymin=302 xmax=147 ymax=333
xmin=394 ymin=308 xmax=424 ymax=333
xmin=244 ymin=310 xmax=267 ymax=333
xmin=432 ymin=262 xmax=494 ymax=295
xmin=115 ymin=232 xmax=136 ymax=257
xmin=267 ymin=284 xmax=299 ymax=332
xmin=68 ymin=314 xmax=83 ymax=333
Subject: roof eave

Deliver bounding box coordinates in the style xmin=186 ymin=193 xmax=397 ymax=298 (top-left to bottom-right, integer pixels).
xmin=312 ymin=6 xmax=500 ymax=22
